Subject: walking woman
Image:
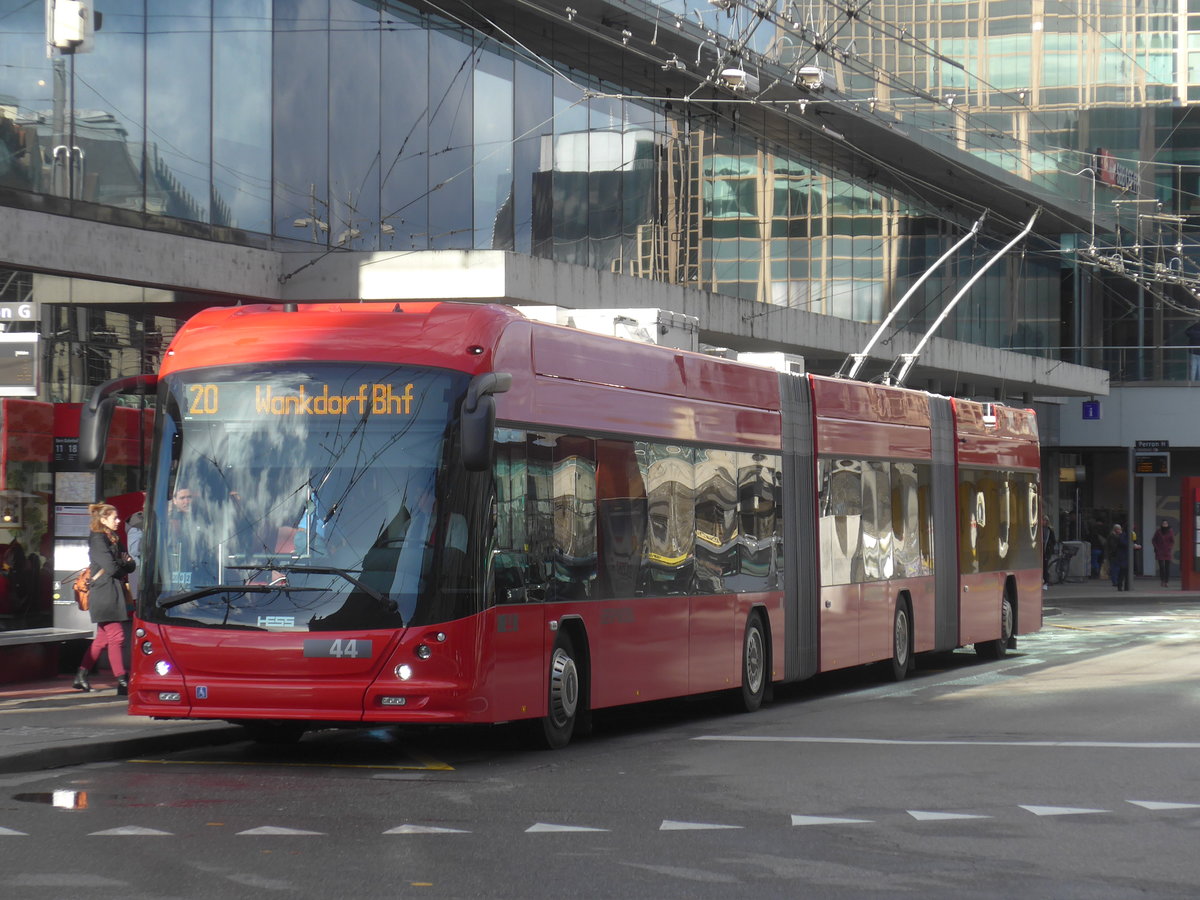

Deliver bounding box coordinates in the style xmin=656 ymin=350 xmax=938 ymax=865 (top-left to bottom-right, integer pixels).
xmin=1152 ymin=519 xmax=1176 ymax=588
xmin=74 ymin=503 xmax=136 ymax=694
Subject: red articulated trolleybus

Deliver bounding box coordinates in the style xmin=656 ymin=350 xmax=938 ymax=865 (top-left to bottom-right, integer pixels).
xmin=78 ymin=302 xmax=1042 ymax=747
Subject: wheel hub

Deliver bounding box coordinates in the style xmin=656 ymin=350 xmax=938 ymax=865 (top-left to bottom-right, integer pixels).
xmin=548 ymin=648 xmax=579 ymax=726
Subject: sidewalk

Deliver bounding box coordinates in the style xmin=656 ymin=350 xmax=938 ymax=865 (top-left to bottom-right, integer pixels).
xmin=1043 ymin=573 xmax=1200 ymax=604
xmin=0 ymin=576 xmax=1196 ymax=776
xmin=0 ymin=672 xmax=242 ymax=776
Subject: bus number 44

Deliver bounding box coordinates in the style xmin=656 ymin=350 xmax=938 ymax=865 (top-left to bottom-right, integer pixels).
xmin=303 ymin=639 xmax=373 ymax=659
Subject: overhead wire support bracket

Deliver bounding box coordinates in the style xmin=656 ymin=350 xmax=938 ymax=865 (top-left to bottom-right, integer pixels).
xmin=883 ymin=209 xmax=1040 ymax=389
xmin=835 ymin=212 xmax=986 ymax=381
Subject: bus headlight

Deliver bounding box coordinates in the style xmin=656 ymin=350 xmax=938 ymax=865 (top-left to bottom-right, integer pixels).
xmin=394 ymin=664 xmax=413 ymax=681
xmin=154 ymin=660 xmax=172 ymax=676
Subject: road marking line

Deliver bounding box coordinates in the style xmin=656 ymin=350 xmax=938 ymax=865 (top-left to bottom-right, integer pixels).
xmin=791 ymin=815 xmax=872 ymax=826
xmin=1020 ymin=805 xmax=1108 ymax=817
xmin=89 ymin=826 xmax=173 ymax=835
xmin=237 ymin=826 xmax=324 ymax=835
xmin=907 ymin=811 xmax=991 ymax=821
xmin=526 ymin=823 xmax=608 ymax=833
xmin=695 ymin=735 xmax=1200 ymax=749
xmin=659 ymin=820 xmax=743 ymax=831
xmin=0 ymin=826 xmax=28 ymax=835
xmin=1127 ymin=800 xmax=1200 ymax=810
xmin=384 ymin=824 xmax=470 ymax=834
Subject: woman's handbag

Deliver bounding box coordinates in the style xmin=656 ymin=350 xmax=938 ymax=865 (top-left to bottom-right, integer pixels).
xmin=73 ymin=568 xmax=93 ymax=611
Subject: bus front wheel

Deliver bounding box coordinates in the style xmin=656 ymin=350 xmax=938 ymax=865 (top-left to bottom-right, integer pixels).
xmin=540 ymin=633 xmax=581 ymax=749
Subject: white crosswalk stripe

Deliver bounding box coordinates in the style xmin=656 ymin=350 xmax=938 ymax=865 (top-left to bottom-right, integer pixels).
xmin=659 ymin=820 xmax=743 ymax=831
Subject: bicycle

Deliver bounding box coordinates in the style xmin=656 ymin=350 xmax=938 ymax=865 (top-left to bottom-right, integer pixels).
xmin=1046 ymin=543 xmax=1079 ymax=585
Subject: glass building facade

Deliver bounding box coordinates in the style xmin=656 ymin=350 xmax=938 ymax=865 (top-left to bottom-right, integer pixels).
xmin=1 ymin=1 xmax=1194 ymax=390
xmin=7 ymin=0 xmax=1150 ymax=395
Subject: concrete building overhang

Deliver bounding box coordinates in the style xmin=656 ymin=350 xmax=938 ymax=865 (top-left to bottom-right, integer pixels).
xmin=423 ymin=0 xmax=1104 ymax=238
xmin=297 ymin=248 xmax=1108 ymax=403
xmin=0 ymin=207 xmax=1107 ymax=403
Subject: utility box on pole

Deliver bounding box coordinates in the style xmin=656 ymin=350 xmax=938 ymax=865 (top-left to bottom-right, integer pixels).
xmin=46 ymin=0 xmax=96 ymax=55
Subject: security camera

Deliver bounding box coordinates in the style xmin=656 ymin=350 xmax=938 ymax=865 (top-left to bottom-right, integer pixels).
xmin=796 ymin=65 xmax=826 ymax=91
xmin=720 ymin=67 xmax=759 ymax=92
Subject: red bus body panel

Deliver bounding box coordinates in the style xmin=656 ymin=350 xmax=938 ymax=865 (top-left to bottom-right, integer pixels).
xmin=953 ymin=398 xmax=1043 ymax=639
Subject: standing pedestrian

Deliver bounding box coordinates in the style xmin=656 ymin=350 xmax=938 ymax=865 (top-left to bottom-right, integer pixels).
xmin=120 ymin=510 xmax=144 ymax=673
xmin=1106 ymin=524 xmax=1129 ymax=590
xmin=1088 ymin=520 xmax=1107 ymax=578
xmin=1152 ymin=519 xmax=1175 ymax=588
xmin=125 ymin=511 xmax=143 ymax=601
xmin=73 ymin=504 xmax=136 ymax=694
xmin=1041 ymin=515 xmax=1057 ymax=590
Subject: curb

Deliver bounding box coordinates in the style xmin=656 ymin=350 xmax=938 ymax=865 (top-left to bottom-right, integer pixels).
xmin=0 ymin=725 xmax=246 ymax=776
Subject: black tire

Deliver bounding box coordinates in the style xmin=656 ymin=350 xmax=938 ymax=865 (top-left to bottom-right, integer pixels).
xmin=740 ymin=613 xmax=767 ymax=712
xmin=975 ymin=590 xmax=1015 ymax=660
xmin=888 ymin=600 xmax=913 ymax=682
xmin=539 ymin=632 xmax=581 ymax=749
xmin=238 ymin=720 xmax=306 ymax=745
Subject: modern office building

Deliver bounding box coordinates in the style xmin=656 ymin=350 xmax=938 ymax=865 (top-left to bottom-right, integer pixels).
xmin=0 ymin=1 xmax=1193 ymax=658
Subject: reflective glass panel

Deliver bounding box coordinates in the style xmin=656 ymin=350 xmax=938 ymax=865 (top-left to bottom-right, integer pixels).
xmin=147 ymin=1 xmax=212 ymax=222
xmin=273 ymin=0 xmax=329 ymax=239
xmin=213 ymin=0 xmax=271 ymax=232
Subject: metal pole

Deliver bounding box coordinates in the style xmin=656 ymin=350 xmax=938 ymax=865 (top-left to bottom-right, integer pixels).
xmin=835 ymin=213 xmax=985 ymax=381
xmin=1127 ymin=445 xmax=1135 ymax=588
xmin=886 ymin=210 xmax=1039 ymax=388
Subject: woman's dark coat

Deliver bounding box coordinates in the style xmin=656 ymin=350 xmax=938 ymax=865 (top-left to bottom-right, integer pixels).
xmin=87 ymin=530 xmax=133 ymax=624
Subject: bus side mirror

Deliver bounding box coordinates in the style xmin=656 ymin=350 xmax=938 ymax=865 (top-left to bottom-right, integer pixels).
xmin=78 ymin=374 xmax=158 ymax=469
xmin=79 ymin=396 xmax=117 ymax=468
xmin=461 ymin=372 xmax=511 ymax=472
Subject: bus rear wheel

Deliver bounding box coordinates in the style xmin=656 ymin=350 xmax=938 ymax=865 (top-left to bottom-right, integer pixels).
xmin=888 ymin=600 xmax=913 ymax=682
xmin=975 ymin=590 xmax=1014 ymax=660
xmin=740 ymin=613 xmax=767 ymax=712
xmin=539 ymin=633 xmax=581 ymax=749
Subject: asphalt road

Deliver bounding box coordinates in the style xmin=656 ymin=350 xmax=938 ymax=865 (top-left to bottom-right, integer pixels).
xmin=2 ymin=595 xmax=1199 ymax=899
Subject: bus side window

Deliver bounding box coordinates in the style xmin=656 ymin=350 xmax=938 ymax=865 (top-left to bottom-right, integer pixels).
xmin=493 ymin=550 xmax=527 ymax=603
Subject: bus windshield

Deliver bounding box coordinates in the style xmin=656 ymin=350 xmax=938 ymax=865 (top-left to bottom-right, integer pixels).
xmin=139 ymin=362 xmax=478 ymax=632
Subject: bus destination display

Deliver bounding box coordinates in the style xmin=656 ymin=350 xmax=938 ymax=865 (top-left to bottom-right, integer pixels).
xmin=183 ymin=381 xmax=417 ymax=419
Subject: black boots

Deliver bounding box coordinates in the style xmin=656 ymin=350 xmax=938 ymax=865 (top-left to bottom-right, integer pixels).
xmin=72 ymin=668 xmax=127 ymax=694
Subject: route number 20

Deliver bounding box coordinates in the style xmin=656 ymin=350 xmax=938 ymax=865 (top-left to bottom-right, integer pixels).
xmin=187 ymin=383 xmax=219 ymax=415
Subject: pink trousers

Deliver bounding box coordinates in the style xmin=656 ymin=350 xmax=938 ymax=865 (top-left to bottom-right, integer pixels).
xmin=81 ymin=621 xmax=126 ymax=678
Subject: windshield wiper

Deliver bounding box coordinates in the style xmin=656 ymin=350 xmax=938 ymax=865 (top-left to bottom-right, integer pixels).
xmin=225 ymin=564 xmax=399 ymax=619
xmin=157 ymin=583 xmax=283 ymax=610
